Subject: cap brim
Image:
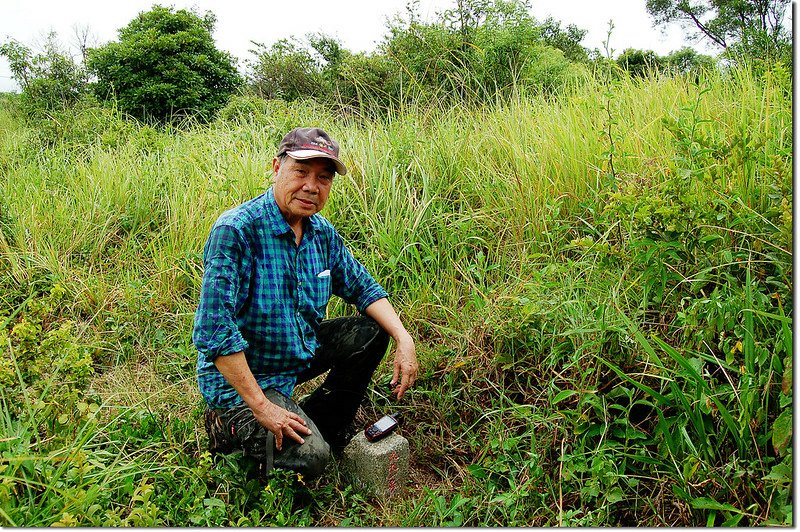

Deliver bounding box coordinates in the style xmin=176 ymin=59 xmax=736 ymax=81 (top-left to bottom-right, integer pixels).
xmin=286 ymin=149 xmax=347 ymax=175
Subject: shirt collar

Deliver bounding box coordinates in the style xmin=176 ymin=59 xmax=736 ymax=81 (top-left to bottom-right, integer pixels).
xmin=264 ymin=187 xmax=319 ymax=238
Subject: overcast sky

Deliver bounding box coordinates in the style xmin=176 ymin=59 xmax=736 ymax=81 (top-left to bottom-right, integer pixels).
xmin=0 ymin=0 xmax=757 ymax=93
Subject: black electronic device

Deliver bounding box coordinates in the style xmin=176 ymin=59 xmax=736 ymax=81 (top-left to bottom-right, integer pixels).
xmin=364 ymin=412 xmax=400 ymax=442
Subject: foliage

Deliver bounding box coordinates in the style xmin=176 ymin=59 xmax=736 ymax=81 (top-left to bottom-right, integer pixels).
xmin=662 ymin=47 xmax=717 ymax=76
xmin=0 ymin=62 xmax=791 ymax=526
xmin=573 ymin=76 xmax=791 ymax=525
xmin=538 ymin=17 xmax=589 ymax=63
xmin=383 ymin=0 xmax=587 ymax=102
xmin=240 ymin=0 xmax=590 ymax=109
xmin=645 ymin=0 xmax=791 ymax=63
xmin=86 ymin=5 xmax=242 ymax=124
xmin=617 ymin=46 xmax=717 ymax=78
xmin=246 ymin=39 xmax=325 ymax=102
xmin=0 ymin=282 xmax=95 ymax=413
xmin=0 ymin=33 xmax=88 ymax=118
xmin=616 ymin=48 xmax=665 ymax=77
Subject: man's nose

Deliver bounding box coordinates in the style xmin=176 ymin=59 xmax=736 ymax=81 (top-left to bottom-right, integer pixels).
xmin=302 ymin=177 xmax=319 ymax=193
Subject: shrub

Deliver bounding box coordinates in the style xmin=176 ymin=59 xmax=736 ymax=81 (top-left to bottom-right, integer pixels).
xmin=86 ymin=5 xmax=241 ymax=124
xmin=0 ymin=33 xmax=88 ymax=118
xmin=245 ymin=39 xmax=325 ymax=102
xmin=616 ymin=48 xmax=665 ymax=77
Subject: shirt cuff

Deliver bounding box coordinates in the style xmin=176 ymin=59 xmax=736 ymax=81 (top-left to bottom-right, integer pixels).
xmin=354 ymin=285 xmax=389 ymax=313
xmin=199 ymin=328 xmax=249 ymax=362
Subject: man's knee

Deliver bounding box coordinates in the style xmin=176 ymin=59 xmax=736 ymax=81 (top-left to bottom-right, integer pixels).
xmin=276 ymin=432 xmax=331 ymax=479
xmin=266 ymin=389 xmax=332 ymax=479
xmin=299 ymin=434 xmax=332 ymax=479
xmin=356 ymin=316 xmax=390 ymax=359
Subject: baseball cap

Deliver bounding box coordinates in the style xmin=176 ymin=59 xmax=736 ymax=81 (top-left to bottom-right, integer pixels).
xmin=277 ymin=127 xmax=348 ymax=175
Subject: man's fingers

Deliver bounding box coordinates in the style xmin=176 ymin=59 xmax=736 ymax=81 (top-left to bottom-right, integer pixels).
xmin=395 ymin=383 xmax=408 ymax=399
xmin=289 ymin=413 xmax=307 ymax=426
xmin=394 ymin=372 xmax=410 ymax=399
xmin=404 ymin=365 xmax=417 ymax=387
xmin=284 ymin=425 xmax=306 ymax=445
xmin=290 ymin=418 xmax=312 ymax=435
xmin=392 ymin=358 xmax=418 ymax=398
xmin=401 ymin=367 xmax=417 ymax=396
xmin=273 ymin=422 xmax=308 ymax=450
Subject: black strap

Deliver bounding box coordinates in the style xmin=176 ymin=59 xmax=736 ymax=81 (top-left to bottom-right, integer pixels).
xmin=264 ymin=430 xmax=274 ymax=473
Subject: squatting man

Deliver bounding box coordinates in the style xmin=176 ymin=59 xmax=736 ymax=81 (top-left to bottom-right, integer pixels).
xmin=193 ymin=127 xmax=418 ymax=479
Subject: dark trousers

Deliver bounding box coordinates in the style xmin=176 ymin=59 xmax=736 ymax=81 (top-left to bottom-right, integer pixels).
xmin=296 ymin=315 xmax=390 ymax=446
xmin=204 ymin=316 xmax=389 ymax=479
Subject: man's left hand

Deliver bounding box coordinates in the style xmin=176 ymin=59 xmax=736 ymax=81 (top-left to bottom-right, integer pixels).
xmin=390 ymin=334 xmax=418 ymax=400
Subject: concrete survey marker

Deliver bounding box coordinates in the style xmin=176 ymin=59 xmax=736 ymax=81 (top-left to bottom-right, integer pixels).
xmin=342 ymin=431 xmax=409 ymax=498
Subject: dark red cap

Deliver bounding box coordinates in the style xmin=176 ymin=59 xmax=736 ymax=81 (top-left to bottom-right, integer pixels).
xmin=277 ymin=127 xmax=347 ymax=175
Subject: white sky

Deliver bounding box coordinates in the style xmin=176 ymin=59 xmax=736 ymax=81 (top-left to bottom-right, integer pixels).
xmin=0 ymin=0 xmax=766 ymax=93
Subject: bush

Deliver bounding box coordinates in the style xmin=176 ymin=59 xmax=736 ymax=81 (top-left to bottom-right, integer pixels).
xmin=86 ymin=5 xmax=241 ymax=124
xmin=0 ymin=33 xmax=88 ymax=118
xmin=333 ymin=52 xmax=402 ymax=111
xmin=245 ymin=39 xmax=325 ymax=102
xmin=384 ymin=0 xmax=589 ymax=102
xmin=616 ymin=48 xmax=665 ymax=77
xmin=663 ymin=47 xmax=716 ymax=77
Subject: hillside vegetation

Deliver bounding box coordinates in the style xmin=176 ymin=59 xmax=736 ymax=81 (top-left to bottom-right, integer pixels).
xmin=0 ymin=63 xmax=792 ymax=525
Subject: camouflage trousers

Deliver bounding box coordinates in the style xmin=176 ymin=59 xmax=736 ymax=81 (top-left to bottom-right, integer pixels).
xmin=204 ymin=315 xmax=390 ymax=480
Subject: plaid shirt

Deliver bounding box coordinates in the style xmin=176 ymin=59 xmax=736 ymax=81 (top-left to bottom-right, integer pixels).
xmin=194 ymin=187 xmax=388 ymax=408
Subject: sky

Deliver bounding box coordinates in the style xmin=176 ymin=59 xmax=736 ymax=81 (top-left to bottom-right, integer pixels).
xmin=0 ymin=0 xmax=769 ymax=92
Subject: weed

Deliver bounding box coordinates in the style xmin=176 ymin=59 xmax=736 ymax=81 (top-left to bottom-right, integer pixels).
xmin=0 ymin=63 xmax=791 ymax=526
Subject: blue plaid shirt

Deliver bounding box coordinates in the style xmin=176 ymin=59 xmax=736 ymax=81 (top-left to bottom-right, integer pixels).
xmin=194 ymin=187 xmax=388 ymax=408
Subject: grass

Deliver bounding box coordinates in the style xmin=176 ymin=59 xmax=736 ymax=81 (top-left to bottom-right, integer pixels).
xmin=0 ymin=64 xmax=792 ymax=526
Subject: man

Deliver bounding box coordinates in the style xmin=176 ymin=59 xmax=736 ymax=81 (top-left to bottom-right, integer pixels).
xmin=194 ymin=127 xmax=417 ymax=480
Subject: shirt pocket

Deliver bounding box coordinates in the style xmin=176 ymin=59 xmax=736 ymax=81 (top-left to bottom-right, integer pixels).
xmin=307 ymin=273 xmax=332 ymax=317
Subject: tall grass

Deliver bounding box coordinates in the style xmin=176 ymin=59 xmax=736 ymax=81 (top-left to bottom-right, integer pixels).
xmin=0 ymin=64 xmax=791 ymax=525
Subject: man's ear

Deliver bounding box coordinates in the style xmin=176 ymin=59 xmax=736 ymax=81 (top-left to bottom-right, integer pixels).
xmin=272 ymin=157 xmax=281 ymax=175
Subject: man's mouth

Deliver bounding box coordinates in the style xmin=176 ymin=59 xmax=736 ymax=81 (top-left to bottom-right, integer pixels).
xmin=295 ymin=197 xmax=316 ymax=208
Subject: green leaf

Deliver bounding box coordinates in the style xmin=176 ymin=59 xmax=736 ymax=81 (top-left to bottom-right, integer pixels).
xmin=203 ymin=497 xmax=225 ymax=508
xmin=606 ymin=487 xmax=624 ymax=504
xmin=467 ymin=464 xmax=487 ymax=479
xmin=722 ymin=513 xmax=745 ymax=527
xmin=690 ymin=497 xmax=742 ymax=513
xmin=763 ymin=460 xmax=792 ymax=485
xmin=552 ymin=389 xmax=576 ymax=404
xmin=771 ymin=408 xmax=793 ymax=456
xmin=781 ymin=356 xmax=792 ymax=396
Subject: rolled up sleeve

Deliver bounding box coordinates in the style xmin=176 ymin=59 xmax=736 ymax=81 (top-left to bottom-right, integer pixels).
xmin=329 ymin=231 xmax=389 ymax=312
xmin=193 ymin=224 xmax=251 ymax=362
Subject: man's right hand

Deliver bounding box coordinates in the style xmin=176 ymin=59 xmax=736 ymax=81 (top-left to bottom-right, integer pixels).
xmin=253 ymin=399 xmax=312 ymax=451
xmin=213 ymin=352 xmax=313 ymax=451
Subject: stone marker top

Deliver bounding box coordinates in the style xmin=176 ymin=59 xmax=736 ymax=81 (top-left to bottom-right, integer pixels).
xmin=347 ymin=431 xmax=404 ymax=455
xmin=342 ymin=431 xmax=410 ymax=498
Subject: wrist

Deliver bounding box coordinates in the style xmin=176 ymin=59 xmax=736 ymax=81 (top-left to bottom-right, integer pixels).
xmin=249 ymin=395 xmax=273 ymax=415
xmin=392 ymin=329 xmax=413 ymax=345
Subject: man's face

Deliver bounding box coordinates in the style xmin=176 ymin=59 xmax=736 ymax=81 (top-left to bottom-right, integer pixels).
xmin=272 ymin=156 xmax=335 ymax=224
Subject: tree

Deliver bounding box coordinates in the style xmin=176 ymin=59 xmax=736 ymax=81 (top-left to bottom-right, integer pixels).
xmin=384 ymin=0 xmax=587 ymax=101
xmin=86 ymin=5 xmax=241 ymax=124
xmin=539 ymin=17 xmax=589 ymax=63
xmin=663 ymin=47 xmax=716 ymax=76
xmin=0 ymin=33 xmax=88 ymax=116
xmin=245 ymin=39 xmax=325 ymax=102
xmin=616 ymin=48 xmax=664 ymax=77
xmin=645 ymin=0 xmax=791 ymax=62
xmin=308 ymin=33 xmax=345 ymax=86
